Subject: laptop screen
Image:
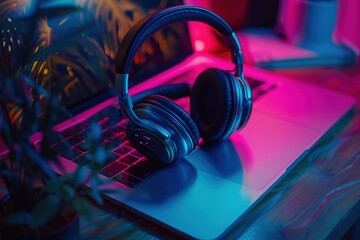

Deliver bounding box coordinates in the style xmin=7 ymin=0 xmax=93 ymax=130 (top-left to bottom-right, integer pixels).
xmin=14 ymin=0 xmax=192 ymax=114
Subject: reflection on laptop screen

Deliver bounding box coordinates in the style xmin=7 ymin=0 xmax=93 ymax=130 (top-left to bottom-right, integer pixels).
xmin=22 ymin=0 xmax=192 ymax=112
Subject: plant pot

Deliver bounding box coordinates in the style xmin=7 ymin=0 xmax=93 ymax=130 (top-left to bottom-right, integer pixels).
xmin=0 ymin=195 xmax=80 ymax=240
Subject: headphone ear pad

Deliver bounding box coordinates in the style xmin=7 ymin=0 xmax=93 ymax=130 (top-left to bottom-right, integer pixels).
xmin=133 ymin=95 xmax=200 ymax=160
xmin=149 ymin=95 xmax=201 ymax=144
xmin=190 ymin=68 xmax=242 ymax=141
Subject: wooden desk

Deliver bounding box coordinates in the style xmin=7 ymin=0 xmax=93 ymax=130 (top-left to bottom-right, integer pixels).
xmin=80 ymin=65 xmax=360 ymax=239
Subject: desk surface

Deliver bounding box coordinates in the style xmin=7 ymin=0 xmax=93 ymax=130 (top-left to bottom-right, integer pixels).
xmin=79 ymin=65 xmax=360 ymax=239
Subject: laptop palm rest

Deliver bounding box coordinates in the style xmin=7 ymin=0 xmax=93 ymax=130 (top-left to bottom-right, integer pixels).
xmin=111 ymin=111 xmax=320 ymax=239
xmin=189 ymin=110 xmax=320 ymax=190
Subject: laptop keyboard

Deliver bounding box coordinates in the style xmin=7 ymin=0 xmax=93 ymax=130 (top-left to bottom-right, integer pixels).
xmin=47 ymin=77 xmax=274 ymax=188
xmin=50 ymin=114 xmax=166 ymax=188
xmin=3 ymin=76 xmax=275 ymax=189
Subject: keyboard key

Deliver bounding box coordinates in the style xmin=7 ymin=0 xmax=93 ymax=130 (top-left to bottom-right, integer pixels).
xmin=61 ymin=125 xmax=85 ymax=137
xmin=125 ymin=141 xmax=133 ymax=148
xmin=113 ymin=172 xmax=142 ymax=187
xmin=49 ymin=142 xmax=68 ymax=154
xmin=99 ymin=120 xmax=108 ymax=129
xmin=106 ymin=138 xmax=123 ymax=150
xmin=99 ymin=161 xmax=127 ymax=178
xmin=74 ymin=142 xmax=88 ymax=152
xmin=103 ymin=152 xmax=120 ymax=166
xmin=111 ymin=126 xmax=125 ymax=133
xmin=117 ymin=132 xmax=128 ymax=141
xmin=136 ymin=158 xmax=165 ymax=171
xmin=59 ymin=148 xmax=83 ymax=160
xmin=117 ymin=120 xmax=128 ymax=129
xmin=130 ymin=150 xmax=143 ymax=158
xmin=40 ymin=133 xmax=65 ymax=146
xmin=78 ymin=121 xmax=89 ymax=129
xmin=125 ymin=165 xmax=152 ymax=179
xmin=73 ymin=156 xmax=89 ymax=166
xmin=118 ymin=155 xmax=138 ymax=165
xmin=67 ymin=135 xmax=85 ymax=145
xmin=76 ymin=152 xmax=118 ymax=167
xmin=102 ymin=130 xmax=117 ymax=141
xmin=113 ymin=145 xmax=132 ymax=156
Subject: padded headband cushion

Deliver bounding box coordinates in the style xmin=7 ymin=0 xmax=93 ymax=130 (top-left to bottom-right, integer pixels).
xmin=131 ymin=83 xmax=190 ymax=105
xmin=190 ymin=68 xmax=236 ymax=141
xmin=115 ymin=5 xmax=235 ymax=74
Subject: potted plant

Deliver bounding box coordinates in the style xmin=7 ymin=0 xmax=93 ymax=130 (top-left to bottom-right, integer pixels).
xmin=0 ymin=1 xmax=116 ymax=239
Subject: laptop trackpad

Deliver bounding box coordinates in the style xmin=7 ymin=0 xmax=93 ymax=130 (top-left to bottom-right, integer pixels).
xmin=188 ymin=111 xmax=320 ymax=190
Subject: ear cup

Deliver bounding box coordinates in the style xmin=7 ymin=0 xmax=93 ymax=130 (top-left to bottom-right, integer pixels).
xmin=147 ymin=95 xmax=201 ymax=144
xmin=130 ymin=95 xmax=200 ymax=162
xmin=190 ymin=68 xmax=243 ymax=141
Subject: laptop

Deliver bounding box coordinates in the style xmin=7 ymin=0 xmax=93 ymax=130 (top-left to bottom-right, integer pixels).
xmin=3 ymin=0 xmax=355 ymax=239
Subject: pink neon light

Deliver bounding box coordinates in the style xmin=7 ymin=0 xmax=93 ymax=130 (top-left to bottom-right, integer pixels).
xmin=336 ymin=0 xmax=360 ymax=52
xmin=195 ymin=40 xmax=206 ymax=52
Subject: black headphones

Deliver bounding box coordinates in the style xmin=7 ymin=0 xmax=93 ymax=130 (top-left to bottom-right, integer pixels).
xmin=115 ymin=5 xmax=252 ymax=164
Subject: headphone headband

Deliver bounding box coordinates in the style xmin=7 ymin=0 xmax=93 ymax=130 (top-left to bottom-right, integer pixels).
xmin=115 ymin=5 xmax=243 ymax=76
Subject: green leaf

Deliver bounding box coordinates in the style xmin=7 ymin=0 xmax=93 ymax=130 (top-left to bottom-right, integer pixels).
xmin=59 ymin=173 xmax=75 ymax=184
xmin=73 ymin=198 xmax=92 ymax=218
xmin=88 ymin=176 xmax=103 ymax=205
xmin=94 ymin=146 xmax=106 ymax=165
xmin=61 ymin=184 xmax=75 ymax=202
xmin=6 ymin=212 xmax=32 ymax=226
xmin=89 ymin=123 xmax=102 ymax=142
xmin=74 ymin=166 xmax=88 ymax=187
xmin=23 ymin=144 xmax=57 ymax=180
xmin=96 ymin=175 xmax=113 ymax=185
xmin=30 ymin=194 xmax=60 ymax=228
xmin=44 ymin=179 xmax=61 ymax=193
xmin=20 ymin=74 xmax=50 ymax=100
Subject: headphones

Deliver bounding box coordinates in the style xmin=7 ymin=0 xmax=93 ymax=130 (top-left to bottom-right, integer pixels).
xmin=115 ymin=5 xmax=252 ymax=164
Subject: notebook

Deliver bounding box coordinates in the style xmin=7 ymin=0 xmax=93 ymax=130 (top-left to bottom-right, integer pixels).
xmin=5 ymin=0 xmax=356 ymax=239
